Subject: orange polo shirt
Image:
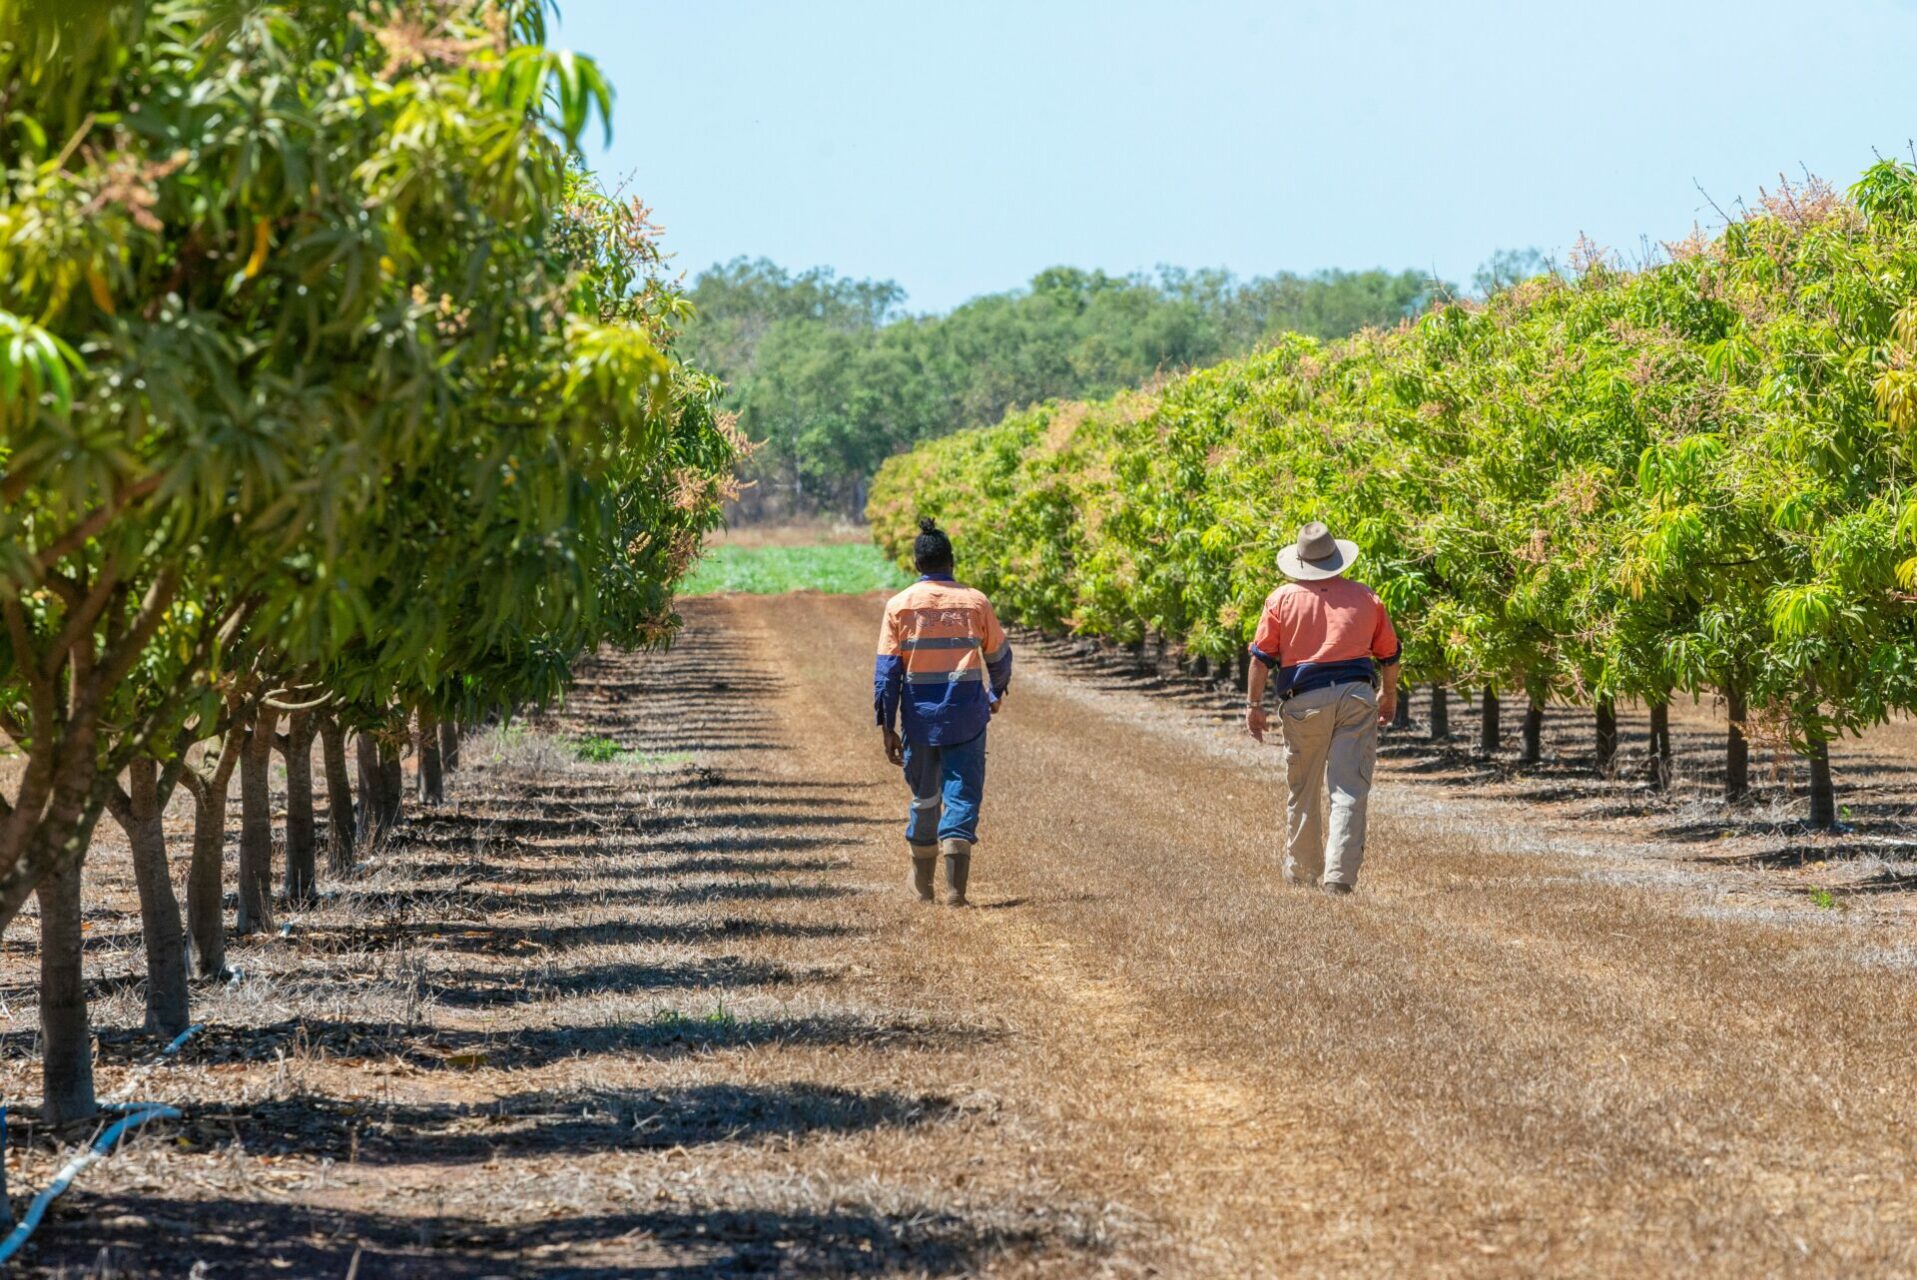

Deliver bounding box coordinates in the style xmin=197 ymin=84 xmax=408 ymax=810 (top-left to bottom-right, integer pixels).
xmin=1249 ymin=577 xmax=1400 ymax=696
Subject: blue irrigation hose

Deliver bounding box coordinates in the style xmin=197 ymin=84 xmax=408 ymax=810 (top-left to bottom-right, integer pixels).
xmin=0 ymin=1104 xmax=182 ymax=1265
xmin=0 ymin=1023 xmax=201 ymax=1267
xmin=160 ymin=1024 xmax=202 ymax=1058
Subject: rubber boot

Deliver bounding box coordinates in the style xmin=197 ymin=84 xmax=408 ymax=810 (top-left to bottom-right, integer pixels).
xmin=940 ymin=838 xmax=972 ymax=907
xmin=909 ymin=843 xmax=938 ymax=902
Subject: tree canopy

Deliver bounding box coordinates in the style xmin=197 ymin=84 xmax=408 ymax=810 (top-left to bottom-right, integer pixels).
xmin=682 ymin=257 xmax=1449 ymax=514
xmin=871 ymin=167 xmax=1917 ymax=825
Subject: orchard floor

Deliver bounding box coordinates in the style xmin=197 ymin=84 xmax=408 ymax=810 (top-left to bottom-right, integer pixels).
xmin=7 ymin=593 xmax=1917 ymax=1277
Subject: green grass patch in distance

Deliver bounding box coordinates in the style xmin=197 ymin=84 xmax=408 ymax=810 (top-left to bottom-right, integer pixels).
xmin=682 ymin=543 xmax=911 ymax=596
xmin=567 ymin=735 xmax=693 ymax=769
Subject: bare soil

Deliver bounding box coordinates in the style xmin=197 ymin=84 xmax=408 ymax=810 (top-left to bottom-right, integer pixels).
xmin=4 ymin=593 xmax=1917 ymax=1277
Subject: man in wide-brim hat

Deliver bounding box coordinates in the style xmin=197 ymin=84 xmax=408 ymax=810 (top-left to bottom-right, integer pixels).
xmin=1245 ymin=522 xmax=1401 ymax=895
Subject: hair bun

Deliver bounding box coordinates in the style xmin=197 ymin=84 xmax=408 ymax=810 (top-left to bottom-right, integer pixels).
xmin=918 ymin=516 xmax=939 ymax=534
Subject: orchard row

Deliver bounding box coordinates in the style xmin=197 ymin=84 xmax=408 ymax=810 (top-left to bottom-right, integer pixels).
xmin=1 ymin=3 xmax=735 ymax=1123
xmin=872 ymin=165 xmax=1917 ymax=822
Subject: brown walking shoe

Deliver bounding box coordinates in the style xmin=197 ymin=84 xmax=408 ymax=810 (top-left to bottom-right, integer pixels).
xmin=1321 ymin=881 xmax=1354 ymax=897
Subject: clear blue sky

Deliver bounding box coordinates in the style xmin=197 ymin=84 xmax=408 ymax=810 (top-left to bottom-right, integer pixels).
xmin=559 ymin=0 xmax=1917 ymax=314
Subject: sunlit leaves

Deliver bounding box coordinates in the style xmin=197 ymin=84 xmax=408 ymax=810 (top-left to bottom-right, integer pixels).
xmin=0 ymin=312 xmax=80 ymax=427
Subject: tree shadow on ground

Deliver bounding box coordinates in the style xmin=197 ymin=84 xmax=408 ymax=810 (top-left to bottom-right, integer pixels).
xmin=111 ymin=1009 xmax=997 ymax=1070
xmin=330 ymin=879 xmax=857 ymax=918
xmin=29 ymin=1191 xmax=1076 ymax=1278
xmin=284 ymin=914 xmax=863 ymax=957
xmin=198 ymin=1082 xmax=962 ymax=1164
xmin=424 ymin=955 xmax=830 ymax=1008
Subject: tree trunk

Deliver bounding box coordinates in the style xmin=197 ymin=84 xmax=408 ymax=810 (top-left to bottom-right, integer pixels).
xmin=1725 ymin=683 xmax=1750 ymax=803
xmin=38 ymin=854 xmax=96 ymax=1125
xmin=417 ymin=708 xmax=444 ymax=805
xmin=1807 ymin=739 xmax=1837 ymax=829
xmin=1429 ymin=684 xmax=1450 ymax=740
xmin=280 ymin=711 xmax=318 ymax=906
xmin=112 ymin=760 xmax=190 ymax=1037
xmin=1595 ymin=699 xmax=1618 ymax=773
xmin=185 ymin=724 xmax=243 ymax=980
xmin=356 ymin=730 xmax=381 ymax=848
xmin=378 ymin=737 xmax=404 ymax=831
xmin=186 ymin=785 xmax=227 ymax=978
xmin=1520 ymin=695 xmax=1545 ymax=766
xmin=1478 ymin=687 xmax=1501 ymax=756
xmin=1391 ymin=692 xmax=1411 ymax=731
xmin=320 ymin=716 xmax=356 ymax=873
xmin=439 ymin=719 xmax=461 ymax=773
xmin=236 ymin=704 xmax=280 ymax=934
xmin=1646 ymin=699 xmax=1672 ymax=791
xmin=1234 ymin=649 xmax=1251 ymax=694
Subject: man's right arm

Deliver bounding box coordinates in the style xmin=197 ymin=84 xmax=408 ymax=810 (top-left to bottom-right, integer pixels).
xmin=1371 ymin=593 xmax=1402 ymax=726
xmin=980 ymin=599 xmax=1013 ymax=710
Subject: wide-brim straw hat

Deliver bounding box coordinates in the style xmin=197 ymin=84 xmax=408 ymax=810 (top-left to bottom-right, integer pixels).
xmin=1277 ymin=521 xmax=1359 ymax=581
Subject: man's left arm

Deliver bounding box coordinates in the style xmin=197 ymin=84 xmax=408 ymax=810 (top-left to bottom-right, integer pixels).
xmin=875 ymin=609 xmax=905 ymax=763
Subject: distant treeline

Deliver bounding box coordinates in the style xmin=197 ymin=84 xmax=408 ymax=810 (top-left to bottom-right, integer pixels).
xmin=681 ymin=258 xmax=1451 ymax=515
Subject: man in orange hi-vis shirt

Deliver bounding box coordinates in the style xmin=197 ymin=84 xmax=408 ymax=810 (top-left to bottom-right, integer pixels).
xmin=874 ymin=518 xmax=1013 ymax=907
xmin=1245 ymin=522 xmax=1401 ymax=895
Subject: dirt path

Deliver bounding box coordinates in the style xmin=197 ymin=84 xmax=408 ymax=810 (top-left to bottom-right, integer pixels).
xmin=10 ymin=592 xmax=1917 ymax=1276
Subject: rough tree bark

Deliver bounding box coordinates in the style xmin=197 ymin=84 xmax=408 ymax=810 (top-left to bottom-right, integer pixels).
xmin=280 ymin=710 xmax=317 ymax=906
xmin=417 ymin=708 xmax=444 ymax=805
xmin=356 ymin=730 xmax=381 ymax=848
xmin=1520 ymin=695 xmax=1545 ymax=766
xmin=38 ymin=852 xmax=97 ymax=1124
xmin=183 ymin=715 xmax=246 ymax=979
xmin=378 ymin=736 xmax=404 ymax=832
xmin=438 ymin=719 xmax=461 ymax=773
xmin=1646 ymin=698 xmax=1673 ymax=791
xmin=1391 ymin=692 xmax=1412 ymax=731
xmin=1595 ymin=699 xmax=1618 ymax=773
xmin=1428 ymin=684 xmax=1450 ymax=740
xmin=1478 ymin=687 xmax=1501 ymax=756
xmin=236 ymin=703 xmax=280 ymax=935
xmin=1725 ymin=683 xmax=1750 ymax=803
xmin=105 ymin=759 xmax=190 ymax=1037
xmin=1234 ymin=649 xmax=1251 ymax=695
xmin=0 ymin=569 xmax=184 ymax=934
xmin=1808 ymin=739 xmax=1837 ymax=829
xmin=319 ymin=716 xmax=356 ymax=873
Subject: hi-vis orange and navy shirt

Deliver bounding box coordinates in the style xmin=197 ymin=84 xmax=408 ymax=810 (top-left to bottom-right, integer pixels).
xmin=874 ymin=575 xmax=1013 ymax=747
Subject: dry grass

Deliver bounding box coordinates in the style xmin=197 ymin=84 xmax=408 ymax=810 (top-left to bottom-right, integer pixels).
xmin=709 ymin=519 xmax=872 ymax=549
xmin=4 ymin=595 xmax=1917 ymax=1276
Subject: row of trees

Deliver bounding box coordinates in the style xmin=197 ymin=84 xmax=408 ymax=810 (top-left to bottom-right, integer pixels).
xmin=871 ymin=166 xmax=1917 ymax=823
xmin=2 ymin=1 xmax=736 ymax=1124
xmin=684 ymin=258 xmax=1447 ymax=514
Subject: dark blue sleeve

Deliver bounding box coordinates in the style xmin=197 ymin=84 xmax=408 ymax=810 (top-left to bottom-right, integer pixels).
xmin=874 ymin=655 xmax=903 ymax=729
xmin=987 ymin=641 xmax=1013 ymax=698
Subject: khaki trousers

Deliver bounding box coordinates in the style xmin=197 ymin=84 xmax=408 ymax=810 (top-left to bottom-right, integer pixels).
xmin=1278 ymin=681 xmax=1378 ymax=887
